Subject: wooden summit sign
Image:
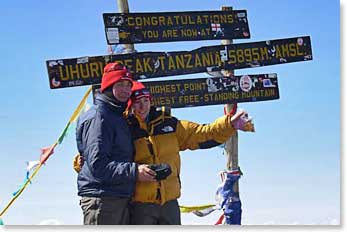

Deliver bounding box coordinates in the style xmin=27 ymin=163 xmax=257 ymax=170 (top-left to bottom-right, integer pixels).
xmin=103 ymin=10 xmax=250 ymax=44
xmin=92 ymin=74 xmax=279 ymax=108
xmin=46 ymin=36 xmax=312 ymax=89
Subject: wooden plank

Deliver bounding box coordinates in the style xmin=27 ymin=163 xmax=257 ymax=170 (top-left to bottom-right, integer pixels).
xmin=46 ymin=36 xmax=311 ymax=89
xmin=103 ymin=10 xmax=250 ymax=44
xmin=92 ymin=73 xmax=279 ymax=108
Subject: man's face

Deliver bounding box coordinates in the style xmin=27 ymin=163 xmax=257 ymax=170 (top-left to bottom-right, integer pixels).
xmin=112 ymin=80 xmax=133 ymax=102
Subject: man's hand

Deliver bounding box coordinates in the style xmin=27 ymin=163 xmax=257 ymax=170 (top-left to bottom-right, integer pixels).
xmin=137 ymin=164 xmax=156 ymax=182
xmin=230 ymin=110 xmax=255 ymax=132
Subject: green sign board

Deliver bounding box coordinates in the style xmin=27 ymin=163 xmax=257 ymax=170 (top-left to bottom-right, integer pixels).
xmin=103 ymin=10 xmax=250 ymax=44
xmin=92 ymin=73 xmax=279 ymax=108
xmin=46 ymin=36 xmax=311 ymax=89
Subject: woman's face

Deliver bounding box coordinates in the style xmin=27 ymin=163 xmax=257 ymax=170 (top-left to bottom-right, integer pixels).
xmin=132 ymin=97 xmax=151 ymax=120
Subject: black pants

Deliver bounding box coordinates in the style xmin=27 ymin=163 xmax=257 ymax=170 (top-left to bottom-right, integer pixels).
xmin=130 ymin=199 xmax=181 ymax=225
xmin=80 ymin=196 xmax=130 ymax=225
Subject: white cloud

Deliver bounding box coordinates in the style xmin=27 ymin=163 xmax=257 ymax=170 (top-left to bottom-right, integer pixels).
xmin=261 ymin=218 xmax=340 ymax=226
xmin=328 ymin=218 xmax=339 ymax=225
xmin=288 ymin=221 xmax=300 ymax=225
xmin=38 ymin=219 xmax=63 ymax=225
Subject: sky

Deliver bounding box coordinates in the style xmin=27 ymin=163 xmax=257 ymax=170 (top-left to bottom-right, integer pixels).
xmin=0 ymin=0 xmax=341 ymax=227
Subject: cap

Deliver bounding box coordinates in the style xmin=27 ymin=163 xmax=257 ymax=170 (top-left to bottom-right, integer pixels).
xmin=100 ymin=62 xmax=133 ymax=93
xmin=127 ymin=81 xmax=151 ymax=108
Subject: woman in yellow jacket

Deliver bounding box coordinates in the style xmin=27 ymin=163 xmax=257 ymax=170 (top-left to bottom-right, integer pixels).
xmin=125 ymin=81 xmax=253 ymax=225
xmin=75 ymin=81 xmax=254 ymax=225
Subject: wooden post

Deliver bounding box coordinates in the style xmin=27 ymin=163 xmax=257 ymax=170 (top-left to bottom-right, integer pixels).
xmin=221 ymin=6 xmax=239 ymax=193
xmin=116 ymin=0 xmax=135 ymax=53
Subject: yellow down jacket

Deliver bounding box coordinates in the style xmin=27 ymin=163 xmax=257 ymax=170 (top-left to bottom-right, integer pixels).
xmin=127 ymin=107 xmax=236 ymax=205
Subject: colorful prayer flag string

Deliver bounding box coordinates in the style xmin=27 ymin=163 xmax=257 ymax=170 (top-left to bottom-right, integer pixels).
xmin=0 ymin=86 xmax=92 ymax=218
xmin=179 ymin=169 xmax=242 ymax=225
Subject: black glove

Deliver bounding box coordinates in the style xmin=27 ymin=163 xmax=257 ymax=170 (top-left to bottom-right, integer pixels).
xmin=149 ymin=163 xmax=172 ymax=181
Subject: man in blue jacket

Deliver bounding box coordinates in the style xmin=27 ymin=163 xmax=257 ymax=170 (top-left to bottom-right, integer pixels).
xmin=76 ymin=62 xmax=156 ymax=225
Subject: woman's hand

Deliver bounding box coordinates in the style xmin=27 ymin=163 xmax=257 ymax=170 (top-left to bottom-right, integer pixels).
xmin=230 ymin=110 xmax=255 ymax=132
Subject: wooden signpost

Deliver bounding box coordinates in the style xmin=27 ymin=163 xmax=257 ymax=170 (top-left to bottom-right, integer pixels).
xmin=44 ymin=0 xmax=313 ymax=225
xmin=46 ymin=36 xmax=311 ymax=89
xmin=92 ymin=73 xmax=279 ymax=107
xmin=103 ymin=10 xmax=250 ymax=44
